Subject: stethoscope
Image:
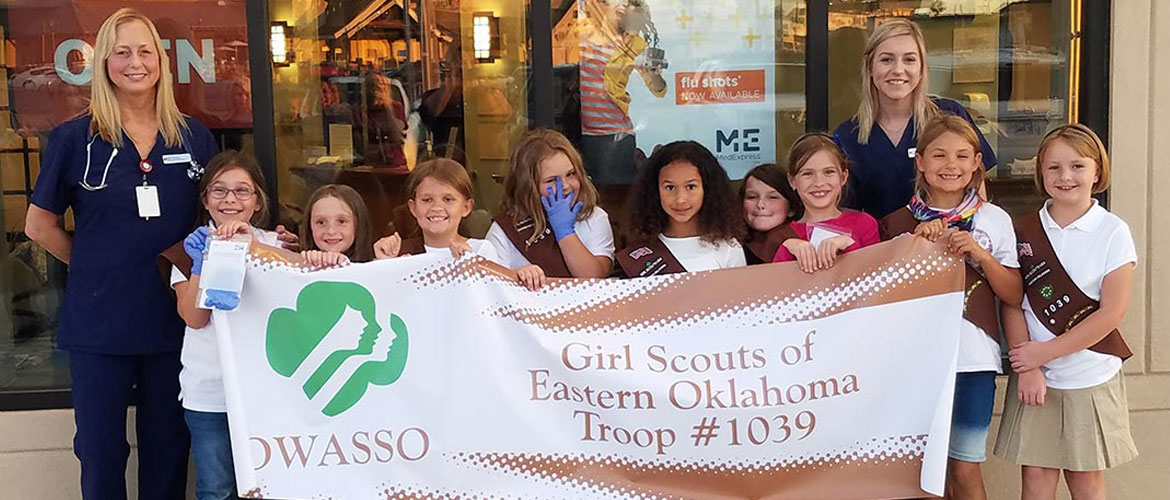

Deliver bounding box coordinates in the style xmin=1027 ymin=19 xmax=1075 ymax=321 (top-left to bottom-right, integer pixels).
xmin=79 ymin=133 xmax=204 ymax=191
xmin=79 ymin=134 xmax=118 ymax=191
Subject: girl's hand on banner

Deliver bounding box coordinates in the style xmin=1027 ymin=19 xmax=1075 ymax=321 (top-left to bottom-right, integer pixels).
xmin=516 ymin=265 xmax=547 ymax=291
xmin=1009 ymin=341 xmax=1054 ymax=373
xmin=816 ymin=235 xmax=855 ymax=269
xmin=912 ymin=219 xmax=947 ymax=242
xmin=1017 ymin=369 xmax=1047 ymax=406
xmin=373 ymin=233 xmax=403 ymax=260
xmin=275 ymin=224 xmax=301 ymax=251
xmin=301 ymin=250 xmax=350 ymax=269
xmin=449 ymin=240 xmax=473 ymax=258
xmin=783 ymin=238 xmax=819 ymax=273
xmin=947 ymin=230 xmax=991 ymax=265
xmin=215 ymin=220 xmax=251 ymax=239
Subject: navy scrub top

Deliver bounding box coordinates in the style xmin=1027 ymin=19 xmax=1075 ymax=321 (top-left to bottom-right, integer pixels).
xmin=30 ymin=115 xmax=218 ymax=355
xmin=835 ymin=97 xmax=997 ymax=220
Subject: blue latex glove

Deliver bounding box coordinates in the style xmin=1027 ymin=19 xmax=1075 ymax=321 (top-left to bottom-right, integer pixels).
xmin=203 ymin=289 xmax=240 ymax=310
xmin=541 ymin=177 xmax=583 ymax=241
xmin=184 ymin=226 xmax=210 ymax=276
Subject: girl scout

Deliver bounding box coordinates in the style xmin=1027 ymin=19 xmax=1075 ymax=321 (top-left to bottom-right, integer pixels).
xmin=995 ymin=124 xmax=1138 ymax=499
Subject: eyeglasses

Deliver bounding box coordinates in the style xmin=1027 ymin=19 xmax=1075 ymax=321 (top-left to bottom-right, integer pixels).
xmin=208 ymin=186 xmax=256 ymax=200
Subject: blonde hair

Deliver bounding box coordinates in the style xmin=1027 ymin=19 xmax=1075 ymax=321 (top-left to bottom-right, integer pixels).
xmin=913 ymin=115 xmax=986 ymax=198
xmin=1035 ymin=124 xmax=1112 ymax=195
xmin=855 ymin=18 xmax=939 ymax=145
xmin=500 ymin=129 xmax=599 ymax=246
xmin=89 ymin=8 xmax=188 ymax=148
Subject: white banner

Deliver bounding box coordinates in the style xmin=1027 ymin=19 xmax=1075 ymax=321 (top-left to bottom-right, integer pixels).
xmin=220 ymin=236 xmax=963 ymax=499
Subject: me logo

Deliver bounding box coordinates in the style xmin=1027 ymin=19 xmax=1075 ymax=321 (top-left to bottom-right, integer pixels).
xmin=265 ymin=281 xmax=409 ymax=417
xmin=715 ymin=128 xmax=761 ymax=153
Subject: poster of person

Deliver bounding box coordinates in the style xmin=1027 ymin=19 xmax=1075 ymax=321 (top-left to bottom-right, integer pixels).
xmin=5 ymin=0 xmax=251 ymax=134
xmin=578 ymin=0 xmax=776 ymax=182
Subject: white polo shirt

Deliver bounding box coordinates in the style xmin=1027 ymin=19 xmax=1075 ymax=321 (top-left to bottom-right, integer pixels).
xmin=1023 ymin=201 xmax=1136 ymax=390
xmin=657 ymin=235 xmax=747 ymax=272
xmin=486 ymin=207 xmax=616 ymax=269
xmin=171 ymin=227 xmax=279 ymax=413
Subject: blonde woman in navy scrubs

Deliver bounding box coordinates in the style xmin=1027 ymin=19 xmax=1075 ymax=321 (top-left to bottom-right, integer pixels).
xmin=834 ymin=19 xmax=996 ymax=220
xmin=25 ymin=9 xmax=218 ymax=499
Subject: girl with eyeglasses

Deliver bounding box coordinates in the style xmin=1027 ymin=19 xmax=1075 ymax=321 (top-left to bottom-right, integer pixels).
xmin=173 ymin=150 xmax=278 ymax=499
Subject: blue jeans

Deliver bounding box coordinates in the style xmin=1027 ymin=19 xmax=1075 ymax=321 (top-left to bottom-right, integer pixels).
xmin=949 ymin=371 xmax=997 ymax=462
xmin=184 ymin=410 xmax=241 ymax=500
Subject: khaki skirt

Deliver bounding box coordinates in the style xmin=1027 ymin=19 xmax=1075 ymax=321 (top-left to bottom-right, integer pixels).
xmin=994 ymin=370 xmax=1137 ymax=471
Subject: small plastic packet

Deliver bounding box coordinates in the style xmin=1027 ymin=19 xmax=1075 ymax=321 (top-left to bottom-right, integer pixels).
xmin=197 ymin=231 xmax=252 ymax=311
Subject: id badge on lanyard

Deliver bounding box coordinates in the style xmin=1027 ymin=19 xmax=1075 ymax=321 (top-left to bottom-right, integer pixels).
xmin=135 ymin=159 xmax=161 ymax=219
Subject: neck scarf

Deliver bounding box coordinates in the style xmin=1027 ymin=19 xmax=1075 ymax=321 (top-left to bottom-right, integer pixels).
xmin=908 ymin=188 xmax=982 ymax=232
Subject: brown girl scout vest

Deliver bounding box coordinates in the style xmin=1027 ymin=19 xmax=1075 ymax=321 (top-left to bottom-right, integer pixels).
xmin=880 ymin=207 xmax=1001 ymax=341
xmin=494 ymin=212 xmax=573 ymax=278
xmin=616 ymin=236 xmax=687 ymax=278
xmin=397 ymin=237 xmax=426 ymax=256
xmin=744 ymin=224 xmax=799 ymax=265
xmin=159 ymin=241 xmax=194 ymax=281
xmin=1014 ymin=213 xmax=1132 ymax=360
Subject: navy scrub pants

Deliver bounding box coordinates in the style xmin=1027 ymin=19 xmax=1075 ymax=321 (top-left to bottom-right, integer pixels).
xmin=69 ymin=351 xmax=189 ymax=500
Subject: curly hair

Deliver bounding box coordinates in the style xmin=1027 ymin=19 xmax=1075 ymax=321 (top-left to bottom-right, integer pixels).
xmin=625 ymin=141 xmax=744 ymax=243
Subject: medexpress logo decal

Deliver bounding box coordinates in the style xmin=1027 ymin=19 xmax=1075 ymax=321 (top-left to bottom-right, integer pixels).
xmin=265 ymin=281 xmax=409 ymax=416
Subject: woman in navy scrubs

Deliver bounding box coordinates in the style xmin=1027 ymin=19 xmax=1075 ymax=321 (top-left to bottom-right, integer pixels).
xmin=834 ymin=19 xmax=996 ymax=220
xmin=25 ymin=8 xmax=218 ymax=499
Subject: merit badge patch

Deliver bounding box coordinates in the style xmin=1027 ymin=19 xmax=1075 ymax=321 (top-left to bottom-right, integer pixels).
xmin=629 ymin=247 xmax=653 ymax=260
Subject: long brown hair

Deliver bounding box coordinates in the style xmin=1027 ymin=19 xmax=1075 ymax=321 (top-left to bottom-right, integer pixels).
xmin=405 ymin=158 xmax=473 ymax=200
xmin=197 ymin=150 xmax=270 ymax=228
xmin=500 ymin=129 xmax=599 ymax=246
xmin=299 ymin=184 xmax=375 ymax=263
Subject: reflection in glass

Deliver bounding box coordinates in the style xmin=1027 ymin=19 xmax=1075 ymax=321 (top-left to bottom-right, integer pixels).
xmin=828 ymin=1 xmax=1075 ymax=215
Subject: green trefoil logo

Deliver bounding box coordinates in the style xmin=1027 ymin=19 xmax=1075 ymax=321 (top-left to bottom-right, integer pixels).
xmin=265 ymin=281 xmax=409 ymax=416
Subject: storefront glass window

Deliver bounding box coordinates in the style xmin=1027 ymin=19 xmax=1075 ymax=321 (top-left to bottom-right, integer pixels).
xmin=268 ymin=0 xmax=531 ymax=242
xmin=828 ymin=0 xmax=1076 ymax=215
xmin=0 ymin=0 xmax=251 ymax=400
xmin=557 ymin=0 xmax=807 ymax=246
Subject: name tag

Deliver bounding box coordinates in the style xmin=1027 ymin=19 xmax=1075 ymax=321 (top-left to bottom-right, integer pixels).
xmin=163 ymin=153 xmax=192 ymax=165
xmin=135 ymin=185 xmax=161 ymax=219
xmin=907 ymin=147 xmax=917 ymax=159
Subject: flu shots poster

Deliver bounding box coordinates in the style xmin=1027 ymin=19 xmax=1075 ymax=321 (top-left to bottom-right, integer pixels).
xmin=579 ymin=0 xmax=777 ymax=179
